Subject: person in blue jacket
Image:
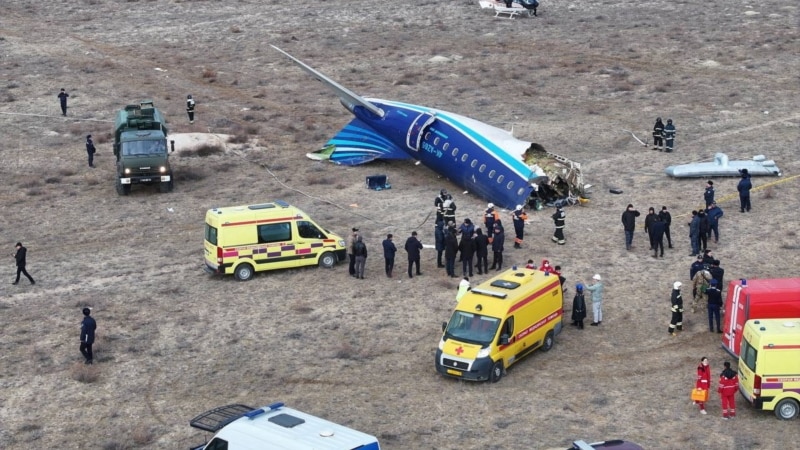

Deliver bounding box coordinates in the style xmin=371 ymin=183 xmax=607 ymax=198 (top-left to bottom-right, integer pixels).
xmin=706 ymin=202 xmax=724 ymax=243
xmin=382 ymin=234 xmax=397 ymax=278
xmin=703 ymin=180 xmax=715 ymax=208
xmin=737 ymin=169 xmax=752 ymax=212
xmin=80 ymin=308 xmax=97 ymax=365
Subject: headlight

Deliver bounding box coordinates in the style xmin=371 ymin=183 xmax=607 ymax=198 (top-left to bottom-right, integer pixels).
xmin=159 ymin=166 xmax=167 ymax=173
xmin=438 ymin=339 xmax=445 ymax=351
xmin=338 ymin=240 xmax=346 ymax=247
xmin=124 ymin=168 xmax=131 ymax=175
xmin=476 ymin=347 xmax=490 ymax=358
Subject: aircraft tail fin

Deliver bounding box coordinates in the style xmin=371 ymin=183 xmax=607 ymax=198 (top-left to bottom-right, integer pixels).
xmin=306 ymin=118 xmax=412 ymax=166
xmin=272 ymin=46 xmax=385 ymax=118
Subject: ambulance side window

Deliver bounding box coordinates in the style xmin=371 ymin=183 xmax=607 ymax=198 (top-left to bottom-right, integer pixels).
xmin=204 ymin=438 xmax=228 ymax=450
xmin=499 ymin=316 xmax=514 ymax=343
xmin=258 ymin=222 xmax=291 ymax=243
xmin=297 ymin=221 xmax=325 ymax=239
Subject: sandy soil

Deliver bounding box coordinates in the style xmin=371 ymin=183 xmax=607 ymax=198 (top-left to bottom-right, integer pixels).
xmin=1 ymin=0 xmax=799 ymax=449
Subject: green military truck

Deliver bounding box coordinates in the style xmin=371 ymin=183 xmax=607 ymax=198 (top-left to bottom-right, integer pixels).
xmin=113 ymin=100 xmax=175 ymax=195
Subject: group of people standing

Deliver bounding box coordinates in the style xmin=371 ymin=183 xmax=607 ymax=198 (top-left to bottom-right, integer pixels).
xmin=694 ymin=357 xmax=739 ymax=419
xmin=652 ymin=117 xmax=677 ymax=152
xmin=347 ymin=227 xmax=423 ymax=280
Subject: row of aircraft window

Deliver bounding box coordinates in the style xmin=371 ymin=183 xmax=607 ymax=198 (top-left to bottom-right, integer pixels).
xmin=426 ymin=132 xmax=527 ymax=197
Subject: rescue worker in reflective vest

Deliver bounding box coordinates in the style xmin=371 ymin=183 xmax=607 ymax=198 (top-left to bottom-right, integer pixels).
xmin=551 ymin=206 xmax=566 ymax=245
xmin=484 ymin=203 xmax=500 ymax=243
xmin=186 ymin=94 xmax=196 ymax=124
xmin=718 ymin=361 xmax=738 ymax=419
xmin=511 ymin=205 xmax=528 ymax=249
xmin=434 ymin=189 xmax=448 ymax=223
xmin=652 ymin=117 xmax=664 ymax=151
xmin=442 ymin=194 xmax=457 ymax=227
xmin=663 ymin=118 xmax=676 ymax=152
xmin=669 ymin=281 xmax=684 ymax=335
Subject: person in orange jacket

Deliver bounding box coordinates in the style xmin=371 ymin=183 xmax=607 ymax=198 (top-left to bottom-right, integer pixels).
xmin=718 ymin=361 xmax=739 ymax=419
xmin=511 ymin=205 xmax=528 ymax=249
xmin=695 ymin=356 xmax=711 ymax=414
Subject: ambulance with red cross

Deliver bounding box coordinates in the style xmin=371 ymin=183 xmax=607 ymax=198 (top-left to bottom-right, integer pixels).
xmin=204 ymin=200 xmax=346 ymax=281
xmin=436 ymin=266 xmax=564 ymax=382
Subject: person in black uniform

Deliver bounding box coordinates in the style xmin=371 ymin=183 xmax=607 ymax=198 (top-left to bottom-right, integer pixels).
xmin=474 ymin=228 xmax=489 ymax=275
xmin=669 ymin=281 xmax=684 ymax=335
xmin=85 ymin=134 xmax=96 ymax=168
xmin=186 ymin=94 xmax=196 ymax=124
xmin=12 ymin=242 xmax=35 ymax=285
xmin=709 ymin=260 xmax=725 ymax=291
xmin=652 ymin=117 xmax=664 ymax=151
xmin=706 ymin=279 xmax=723 ymax=333
xmin=404 ymin=231 xmax=423 ymax=278
xmin=382 ymin=234 xmax=396 ymax=278
xmin=658 ymin=206 xmax=673 ymax=248
xmin=650 ymin=215 xmax=666 ymax=258
xmin=551 ymin=206 xmax=566 ymax=245
xmin=644 ymin=207 xmax=657 ymax=250
xmin=490 ymin=225 xmax=505 ymax=271
xmin=737 ymin=169 xmax=752 ymax=212
xmin=57 ymin=88 xmax=69 ymax=116
xmin=434 ymin=189 xmax=448 ymax=223
xmin=80 ymin=308 xmax=97 ymax=364
xmin=664 ymin=119 xmax=676 ymax=152
xmin=704 ymin=181 xmax=715 ymax=208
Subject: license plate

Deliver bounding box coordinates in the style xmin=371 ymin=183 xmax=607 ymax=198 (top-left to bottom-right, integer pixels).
xmin=447 ymin=369 xmax=462 ymax=377
xmin=140 ymin=178 xmax=151 ymax=182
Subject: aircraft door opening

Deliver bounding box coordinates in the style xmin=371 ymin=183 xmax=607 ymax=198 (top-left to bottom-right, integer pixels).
xmin=407 ymin=112 xmax=436 ymax=151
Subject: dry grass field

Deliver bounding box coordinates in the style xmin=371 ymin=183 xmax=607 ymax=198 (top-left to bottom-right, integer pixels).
xmin=1 ymin=0 xmax=799 ymax=449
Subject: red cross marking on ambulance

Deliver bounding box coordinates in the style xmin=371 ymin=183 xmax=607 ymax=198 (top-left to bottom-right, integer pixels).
xmin=455 ymin=346 xmax=464 ymax=356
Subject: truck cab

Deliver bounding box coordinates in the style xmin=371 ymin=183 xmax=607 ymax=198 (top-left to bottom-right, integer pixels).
xmin=113 ymin=100 xmax=174 ymax=195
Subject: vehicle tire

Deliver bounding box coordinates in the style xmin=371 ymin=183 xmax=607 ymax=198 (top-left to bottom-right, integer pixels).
xmin=234 ymin=263 xmax=254 ymax=281
xmin=775 ymin=398 xmax=799 ymax=420
xmin=318 ymin=251 xmax=336 ymax=269
xmin=541 ymin=330 xmax=555 ymax=352
xmin=116 ymin=179 xmax=131 ymax=196
xmin=489 ymin=360 xmax=503 ymax=383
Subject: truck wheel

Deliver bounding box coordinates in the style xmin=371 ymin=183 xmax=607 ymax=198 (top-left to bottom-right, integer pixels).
xmin=234 ymin=263 xmax=254 ymax=281
xmin=158 ymin=180 xmax=173 ymax=193
xmin=318 ymin=252 xmax=336 ymax=269
xmin=116 ymin=180 xmax=130 ymax=196
xmin=775 ymin=398 xmax=799 ymax=420
xmin=489 ymin=360 xmax=504 ymax=383
xmin=541 ymin=330 xmax=555 ymax=352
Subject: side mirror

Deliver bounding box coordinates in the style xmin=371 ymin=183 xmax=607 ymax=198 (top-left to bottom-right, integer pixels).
xmin=441 ymin=321 xmax=447 ymax=332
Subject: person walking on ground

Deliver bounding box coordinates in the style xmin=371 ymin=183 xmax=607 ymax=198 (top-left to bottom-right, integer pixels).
xmin=444 ymin=227 xmax=458 ymax=278
xmin=511 ymin=205 xmax=528 ymax=249
xmin=483 ymin=203 xmax=500 ymax=243
xmin=621 ymin=204 xmax=641 ymax=251
xmin=382 ymin=234 xmax=396 ymax=278
xmin=706 ymin=202 xmax=724 ymax=244
xmin=688 ymin=210 xmax=701 ymax=256
xmin=474 ymin=228 xmax=489 ymax=275
xmin=664 ymin=118 xmax=676 ymax=152
xmin=456 ymin=276 xmax=471 ymax=301
xmin=585 ymin=274 xmax=604 ymax=326
xmin=691 ymin=269 xmax=712 ymax=313
xmin=353 ymin=235 xmax=367 ymax=279
xmin=80 ymin=308 xmax=97 ymax=365
xmin=434 ymin=221 xmax=445 ymax=268
xmin=695 ymin=357 xmax=711 ymax=415
xmin=347 ymin=228 xmax=359 ymax=277
xmin=652 ymin=117 xmax=665 ymax=151
xmin=718 ymin=362 xmax=739 ymax=419
xmin=649 ymin=214 xmax=666 ymax=258
xmin=737 ymin=169 xmax=752 ymax=212
xmin=698 ymin=210 xmax=710 ymax=252
xmin=551 ymin=206 xmax=566 ymax=245
xmin=669 ymin=281 xmax=684 ymax=335
xmin=644 ymin=207 xmax=657 ymax=250
xmin=571 ymin=283 xmax=587 ymax=329
xmin=12 ymin=242 xmax=35 ymax=285
xmin=704 ymin=180 xmax=715 ymax=208
xmin=85 ymin=134 xmax=96 ymax=168
xmin=490 ymin=225 xmax=505 ymax=271
xmin=186 ymin=94 xmax=196 ymax=124
xmin=57 ymin=88 xmax=69 ymax=116
xmin=707 ymin=279 xmax=723 ymax=333
xmin=658 ymin=206 xmax=673 ymax=248
xmin=404 ymin=231 xmax=423 ymax=278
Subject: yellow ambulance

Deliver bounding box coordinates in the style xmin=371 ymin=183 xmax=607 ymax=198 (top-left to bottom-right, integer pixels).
xmin=203 ymin=200 xmax=347 ymax=281
xmin=738 ymin=318 xmax=800 ymax=420
xmin=435 ymin=267 xmax=564 ymax=382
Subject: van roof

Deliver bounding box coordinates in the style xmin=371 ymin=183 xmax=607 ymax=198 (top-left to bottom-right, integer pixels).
xmin=746 ymin=319 xmax=800 ymax=339
xmin=206 ymin=200 xmax=308 ymax=226
xmin=192 ymin=403 xmax=379 ymax=450
xmin=456 ymin=267 xmax=561 ymax=318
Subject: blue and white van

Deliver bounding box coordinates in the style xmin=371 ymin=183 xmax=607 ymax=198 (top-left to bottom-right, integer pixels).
xmin=189 ymin=402 xmax=380 ymax=450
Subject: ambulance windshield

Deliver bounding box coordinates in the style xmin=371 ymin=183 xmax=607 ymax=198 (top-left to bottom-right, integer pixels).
xmin=445 ymin=311 xmax=500 ymax=345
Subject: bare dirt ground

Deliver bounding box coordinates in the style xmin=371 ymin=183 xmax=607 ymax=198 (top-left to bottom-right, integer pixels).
xmin=1 ymin=0 xmax=799 ymax=448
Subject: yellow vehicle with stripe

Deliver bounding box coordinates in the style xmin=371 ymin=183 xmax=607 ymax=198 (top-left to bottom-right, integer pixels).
xmin=204 ymin=200 xmax=346 ymax=281
xmin=435 ymin=266 xmax=564 ymax=382
xmin=739 ymin=318 xmax=800 ymax=420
